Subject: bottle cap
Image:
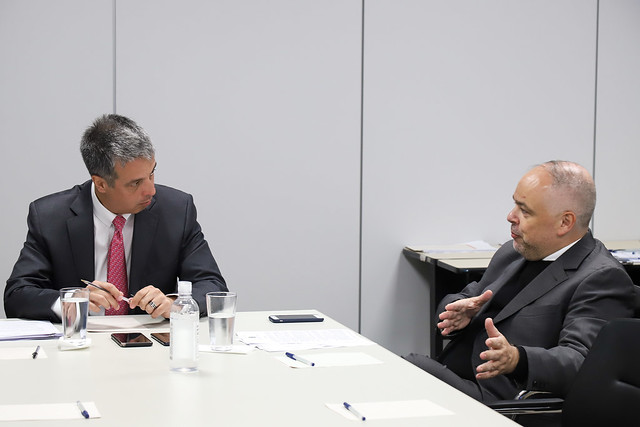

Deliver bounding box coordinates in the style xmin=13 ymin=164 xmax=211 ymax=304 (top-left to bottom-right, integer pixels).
xmin=177 ymin=281 xmax=192 ymax=295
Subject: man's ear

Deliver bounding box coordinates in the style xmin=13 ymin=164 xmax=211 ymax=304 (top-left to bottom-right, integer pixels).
xmin=92 ymin=175 xmax=108 ymax=193
xmin=557 ymin=211 xmax=577 ymax=236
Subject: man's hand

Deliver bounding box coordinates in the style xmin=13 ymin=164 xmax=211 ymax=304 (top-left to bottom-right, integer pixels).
xmin=85 ymin=280 xmax=124 ymax=313
xmin=129 ymin=285 xmax=174 ymax=319
xmin=437 ymin=290 xmax=493 ymax=336
xmin=476 ymin=318 xmax=520 ymax=380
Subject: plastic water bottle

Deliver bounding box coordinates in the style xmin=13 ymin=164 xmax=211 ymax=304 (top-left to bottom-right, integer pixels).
xmin=170 ymin=281 xmax=199 ymax=372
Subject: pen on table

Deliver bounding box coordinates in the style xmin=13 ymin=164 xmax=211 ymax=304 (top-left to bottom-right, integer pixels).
xmin=76 ymin=401 xmax=90 ymax=419
xmin=32 ymin=345 xmax=40 ymax=359
xmin=343 ymin=402 xmax=366 ymax=421
xmin=285 ymin=352 xmax=315 ymax=366
xmin=81 ymin=279 xmax=130 ymax=302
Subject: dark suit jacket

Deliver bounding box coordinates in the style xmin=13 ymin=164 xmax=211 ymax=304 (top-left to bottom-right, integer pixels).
xmin=437 ymin=232 xmax=634 ymax=401
xmin=5 ymin=180 xmax=227 ymax=320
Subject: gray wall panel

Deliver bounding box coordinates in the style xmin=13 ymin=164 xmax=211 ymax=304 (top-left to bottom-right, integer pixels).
xmin=593 ymin=0 xmax=640 ymax=240
xmin=0 ymin=0 xmax=113 ymax=318
xmin=115 ymin=0 xmax=363 ymax=329
xmin=361 ymin=0 xmax=598 ymax=355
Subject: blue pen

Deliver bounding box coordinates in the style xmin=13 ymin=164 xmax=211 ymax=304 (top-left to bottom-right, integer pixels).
xmin=285 ymin=352 xmax=315 ymax=366
xmin=343 ymin=402 xmax=366 ymax=421
xmin=76 ymin=401 xmax=89 ymax=419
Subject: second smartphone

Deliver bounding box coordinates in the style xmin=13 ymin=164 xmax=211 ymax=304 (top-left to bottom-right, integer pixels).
xmin=111 ymin=333 xmax=153 ymax=347
xmin=150 ymin=332 xmax=170 ymax=346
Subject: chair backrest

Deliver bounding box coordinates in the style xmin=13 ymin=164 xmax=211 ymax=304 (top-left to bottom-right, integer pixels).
xmin=634 ymin=285 xmax=640 ymax=318
xmin=562 ymin=318 xmax=640 ymax=427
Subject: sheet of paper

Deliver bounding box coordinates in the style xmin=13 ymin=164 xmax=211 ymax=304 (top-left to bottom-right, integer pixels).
xmin=0 ymin=319 xmax=62 ymax=341
xmin=277 ymin=352 xmax=382 ymax=368
xmin=327 ymin=399 xmax=454 ymax=420
xmin=0 ymin=346 xmax=48 ymax=360
xmin=236 ymin=329 xmax=374 ymax=352
xmin=87 ymin=316 xmax=168 ymax=332
xmin=0 ymin=402 xmax=100 ymax=421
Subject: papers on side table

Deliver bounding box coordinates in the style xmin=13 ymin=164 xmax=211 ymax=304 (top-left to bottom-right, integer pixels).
xmin=405 ymin=240 xmax=499 ymax=261
xmin=610 ymin=250 xmax=640 ymax=264
xmin=0 ymin=319 xmax=62 ymax=341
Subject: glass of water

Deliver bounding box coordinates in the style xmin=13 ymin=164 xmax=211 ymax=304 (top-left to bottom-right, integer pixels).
xmin=206 ymin=292 xmax=237 ymax=351
xmin=60 ymin=287 xmax=90 ymax=346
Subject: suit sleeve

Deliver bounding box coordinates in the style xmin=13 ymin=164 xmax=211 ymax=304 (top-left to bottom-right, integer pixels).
xmin=177 ymin=194 xmax=228 ymax=316
xmin=434 ymin=244 xmax=516 ymax=331
xmin=435 ymin=280 xmax=484 ymax=328
xmin=4 ymin=202 xmax=61 ymax=321
xmin=522 ymin=265 xmax=634 ymax=395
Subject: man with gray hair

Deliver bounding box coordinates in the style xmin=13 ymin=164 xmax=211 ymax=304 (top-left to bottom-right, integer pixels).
xmin=5 ymin=114 xmax=227 ymax=320
xmin=404 ymin=160 xmax=634 ymax=404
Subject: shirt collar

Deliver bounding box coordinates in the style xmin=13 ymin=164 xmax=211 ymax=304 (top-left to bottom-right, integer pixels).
xmin=91 ymin=182 xmax=132 ymax=226
xmin=543 ymin=238 xmax=580 ymax=261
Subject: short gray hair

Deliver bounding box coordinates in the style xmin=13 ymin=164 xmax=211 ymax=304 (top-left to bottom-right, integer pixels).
xmin=538 ymin=160 xmax=596 ymax=229
xmin=80 ymin=114 xmax=155 ymax=186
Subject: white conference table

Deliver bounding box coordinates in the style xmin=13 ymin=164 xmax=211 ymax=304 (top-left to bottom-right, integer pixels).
xmin=0 ymin=310 xmax=517 ymax=426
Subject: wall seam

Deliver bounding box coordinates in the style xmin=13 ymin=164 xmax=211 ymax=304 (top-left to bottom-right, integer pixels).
xmin=357 ymin=0 xmax=365 ymax=333
xmin=112 ymin=0 xmax=117 ymax=113
xmin=591 ymin=0 xmax=600 ymax=234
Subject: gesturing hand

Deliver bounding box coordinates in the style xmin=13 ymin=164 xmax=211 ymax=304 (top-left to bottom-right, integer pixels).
xmin=476 ymin=318 xmax=520 ymax=380
xmin=437 ymin=290 xmax=493 ymax=336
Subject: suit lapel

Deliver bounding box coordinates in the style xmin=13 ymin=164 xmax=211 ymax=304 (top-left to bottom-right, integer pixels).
xmin=129 ymin=198 xmax=158 ymax=294
xmin=67 ymin=182 xmax=95 ymax=282
xmin=493 ymin=232 xmax=596 ymax=324
xmin=493 ymin=263 xmax=567 ymax=323
xmin=474 ymin=257 xmax=527 ymax=319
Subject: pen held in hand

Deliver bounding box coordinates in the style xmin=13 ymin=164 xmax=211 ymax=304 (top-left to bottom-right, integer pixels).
xmin=343 ymin=402 xmax=366 ymax=421
xmin=81 ymin=279 xmax=130 ymax=302
xmin=285 ymin=352 xmax=315 ymax=366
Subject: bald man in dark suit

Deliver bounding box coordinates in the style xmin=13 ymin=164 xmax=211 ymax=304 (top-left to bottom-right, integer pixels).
xmin=405 ymin=161 xmax=634 ymax=403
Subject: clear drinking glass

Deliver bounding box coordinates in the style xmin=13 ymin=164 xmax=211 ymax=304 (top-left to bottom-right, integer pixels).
xmin=206 ymin=292 xmax=237 ymax=351
xmin=60 ymin=287 xmax=90 ymax=346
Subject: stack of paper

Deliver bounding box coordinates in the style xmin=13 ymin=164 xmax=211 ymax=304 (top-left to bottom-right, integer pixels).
xmin=87 ymin=316 xmax=168 ymax=332
xmin=0 ymin=319 xmax=62 ymax=341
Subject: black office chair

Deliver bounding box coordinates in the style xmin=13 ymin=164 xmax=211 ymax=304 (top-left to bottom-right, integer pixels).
xmin=633 ymin=283 xmax=640 ymax=319
xmin=488 ymin=317 xmax=640 ymax=426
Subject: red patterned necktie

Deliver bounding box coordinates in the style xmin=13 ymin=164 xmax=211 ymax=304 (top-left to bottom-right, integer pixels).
xmin=105 ymin=215 xmax=128 ymax=315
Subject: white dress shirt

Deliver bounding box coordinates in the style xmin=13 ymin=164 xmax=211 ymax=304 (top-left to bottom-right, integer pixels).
xmin=52 ymin=183 xmax=134 ymax=316
xmin=543 ymin=238 xmax=580 ymax=261
xmin=91 ymin=182 xmax=134 ymax=283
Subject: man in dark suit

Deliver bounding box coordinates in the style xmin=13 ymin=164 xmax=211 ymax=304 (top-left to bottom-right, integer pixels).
xmin=5 ymin=114 xmax=227 ymax=321
xmin=404 ymin=160 xmax=635 ymax=403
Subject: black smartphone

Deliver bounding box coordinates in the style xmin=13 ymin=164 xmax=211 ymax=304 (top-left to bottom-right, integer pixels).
xmin=268 ymin=314 xmax=324 ymax=323
xmin=150 ymin=332 xmax=170 ymax=346
xmin=111 ymin=333 xmax=153 ymax=347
